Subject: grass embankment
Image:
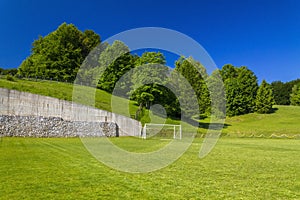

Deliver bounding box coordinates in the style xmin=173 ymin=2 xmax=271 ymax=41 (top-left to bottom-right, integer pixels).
xmin=0 ymin=137 xmax=299 ymax=199
xmin=1 ymin=78 xmax=300 ymax=137
xmin=0 ymin=78 xmax=182 ymax=125
xmin=0 ymin=78 xmax=147 ymax=122
xmin=222 ymin=105 xmax=300 ymax=137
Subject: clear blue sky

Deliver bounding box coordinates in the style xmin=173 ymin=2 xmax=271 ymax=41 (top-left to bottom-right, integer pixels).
xmin=0 ymin=0 xmax=299 ymax=83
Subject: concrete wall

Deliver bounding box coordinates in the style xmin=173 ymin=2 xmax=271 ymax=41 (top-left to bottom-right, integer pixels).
xmin=0 ymin=88 xmax=142 ymax=137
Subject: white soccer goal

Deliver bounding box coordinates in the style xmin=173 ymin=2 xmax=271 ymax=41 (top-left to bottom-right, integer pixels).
xmin=141 ymin=123 xmax=182 ymax=139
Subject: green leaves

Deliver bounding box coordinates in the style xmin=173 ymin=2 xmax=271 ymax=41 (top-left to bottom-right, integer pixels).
xmin=135 ymin=52 xmax=166 ymax=66
xmin=18 ymin=22 xmax=100 ymax=82
xmin=255 ymin=80 xmax=275 ymax=114
xmin=174 ymin=56 xmax=210 ymax=117
xmin=271 ymin=79 xmax=300 ymax=105
xmin=290 ymin=84 xmax=300 ymax=106
xmin=97 ymin=41 xmax=135 ymax=93
xmin=220 ymin=65 xmax=259 ymax=117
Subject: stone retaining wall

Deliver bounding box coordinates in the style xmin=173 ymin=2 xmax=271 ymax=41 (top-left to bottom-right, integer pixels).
xmin=0 ymin=115 xmax=118 ymax=137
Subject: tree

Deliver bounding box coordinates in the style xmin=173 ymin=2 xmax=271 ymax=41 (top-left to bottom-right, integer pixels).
xmin=128 ymin=52 xmax=180 ymax=118
xmin=207 ymin=70 xmax=226 ymax=118
xmin=255 ymin=80 xmax=275 ymax=113
xmin=174 ymin=56 xmax=210 ymax=117
xmin=271 ymin=81 xmax=290 ymax=105
xmin=220 ymin=64 xmax=258 ymax=116
xmin=290 ymin=84 xmax=300 ymax=106
xmin=130 ymin=62 xmax=170 ymax=108
xmin=135 ymin=51 xmax=166 ymax=66
xmin=18 ymin=22 xmax=100 ymax=82
xmin=97 ymin=41 xmax=137 ymax=93
xmin=0 ymin=68 xmax=18 ymax=76
xmin=271 ymin=79 xmax=300 ymax=105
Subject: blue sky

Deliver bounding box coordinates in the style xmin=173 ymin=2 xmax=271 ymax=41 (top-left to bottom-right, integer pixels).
xmin=0 ymin=0 xmax=299 ymax=83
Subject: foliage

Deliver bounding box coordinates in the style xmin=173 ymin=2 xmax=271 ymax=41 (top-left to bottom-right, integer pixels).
xmin=207 ymin=70 xmax=226 ymax=118
xmin=174 ymin=56 xmax=210 ymax=117
xmin=290 ymin=84 xmax=300 ymax=106
xmin=220 ymin=64 xmax=258 ymax=116
xmin=271 ymin=79 xmax=300 ymax=105
xmin=135 ymin=51 xmax=166 ymax=66
xmin=255 ymin=80 xmax=275 ymax=113
xmin=0 ymin=68 xmax=18 ymax=76
xmin=17 ymin=23 xmax=100 ymax=82
xmin=271 ymin=81 xmax=290 ymax=105
xmin=129 ymin=52 xmax=172 ymax=109
xmin=97 ymin=41 xmax=137 ymax=93
xmin=6 ymin=74 xmax=15 ymax=82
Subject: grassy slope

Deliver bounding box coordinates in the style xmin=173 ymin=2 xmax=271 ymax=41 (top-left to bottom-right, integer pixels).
xmin=0 ymin=78 xmax=184 ymax=126
xmin=1 ymin=78 xmax=300 ymax=136
xmin=0 ymin=78 xmax=139 ymax=120
xmin=0 ymin=137 xmax=299 ymax=199
xmin=222 ymin=105 xmax=300 ymax=137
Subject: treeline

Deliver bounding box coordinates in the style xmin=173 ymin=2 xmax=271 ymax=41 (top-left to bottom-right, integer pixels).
xmin=0 ymin=68 xmax=18 ymax=76
xmin=271 ymin=79 xmax=300 ymax=105
xmin=14 ymin=22 xmax=298 ymax=120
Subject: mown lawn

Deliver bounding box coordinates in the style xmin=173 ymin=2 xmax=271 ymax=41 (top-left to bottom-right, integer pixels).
xmin=0 ymin=137 xmax=299 ymax=199
xmin=222 ymin=105 xmax=300 ymax=137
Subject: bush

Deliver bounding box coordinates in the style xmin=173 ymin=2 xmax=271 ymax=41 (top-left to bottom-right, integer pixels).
xmin=6 ymin=74 xmax=15 ymax=82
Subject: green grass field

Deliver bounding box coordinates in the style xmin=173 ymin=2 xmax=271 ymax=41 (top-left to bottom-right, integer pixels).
xmin=0 ymin=137 xmax=299 ymax=199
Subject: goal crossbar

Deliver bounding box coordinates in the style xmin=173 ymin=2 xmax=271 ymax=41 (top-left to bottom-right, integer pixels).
xmin=142 ymin=123 xmax=182 ymax=139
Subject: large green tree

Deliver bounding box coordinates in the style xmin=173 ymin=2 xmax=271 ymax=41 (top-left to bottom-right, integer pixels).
xmin=129 ymin=52 xmax=180 ymax=118
xmin=97 ymin=41 xmax=137 ymax=93
xmin=130 ymin=52 xmax=168 ymax=108
xmin=18 ymin=23 xmax=100 ymax=82
xmin=255 ymin=80 xmax=275 ymax=113
xmin=290 ymin=84 xmax=300 ymax=106
xmin=207 ymin=69 xmax=226 ymax=118
xmin=174 ymin=56 xmax=210 ymax=117
xmin=220 ymin=64 xmax=258 ymax=116
xmin=271 ymin=81 xmax=290 ymax=105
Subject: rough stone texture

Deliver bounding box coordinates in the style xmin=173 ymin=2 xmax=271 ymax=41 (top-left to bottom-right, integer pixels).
xmin=0 ymin=88 xmax=142 ymax=137
xmin=0 ymin=115 xmax=118 ymax=137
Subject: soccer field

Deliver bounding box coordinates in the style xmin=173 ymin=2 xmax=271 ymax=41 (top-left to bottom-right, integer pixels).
xmin=0 ymin=137 xmax=299 ymax=199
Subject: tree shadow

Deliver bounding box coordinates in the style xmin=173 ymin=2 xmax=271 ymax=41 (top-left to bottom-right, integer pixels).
xmin=182 ymin=117 xmax=231 ymax=130
xmin=198 ymin=122 xmax=231 ymax=130
xmin=269 ymin=107 xmax=278 ymax=114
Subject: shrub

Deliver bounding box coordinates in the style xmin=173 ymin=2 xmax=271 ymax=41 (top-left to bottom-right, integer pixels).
xmin=6 ymin=74 xmax=15 ymax=82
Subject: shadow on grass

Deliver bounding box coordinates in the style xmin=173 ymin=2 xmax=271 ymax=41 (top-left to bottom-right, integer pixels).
xmin=182 ymin=118 xmax=231 ymax=130
xmin=269 ymin=107 xmax=279 ymax=114
xmin=199 ymin=122 xmax=231 ymax=130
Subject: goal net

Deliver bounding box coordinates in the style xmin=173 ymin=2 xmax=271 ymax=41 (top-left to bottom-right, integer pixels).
xmin=141 ymin=123 xmax=182 ymax=139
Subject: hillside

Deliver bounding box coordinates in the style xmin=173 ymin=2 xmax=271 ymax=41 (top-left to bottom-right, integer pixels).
xmin=1 ymin=78 xmax=300 ymax=137
xmin=0 ymin=78 xmax=137 ymax=118
xmin=222 ymin=105 xmax=300 ymax=137
xmin=0 ymin=78 xmax=178 ymax=125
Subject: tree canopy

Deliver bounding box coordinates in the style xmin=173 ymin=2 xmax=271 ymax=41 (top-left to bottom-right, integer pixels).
xmin=174 ymin=56 xmax=210 ymax=117
xmin=220 ymin=64 xmax=258 ymax=116
xmin=18 ymin=23 xmax=100 ymax=82
xmin=290 ymin=84 xmax=300 ymax=106
xmin=271 ymin=79 xmax=300 ymax=105
xmin=255 ymin=80 xmax=275 ymax=113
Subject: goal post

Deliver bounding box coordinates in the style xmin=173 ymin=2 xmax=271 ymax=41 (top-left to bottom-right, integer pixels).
xmin=141 ymin=123 xmax=182 ymax=139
